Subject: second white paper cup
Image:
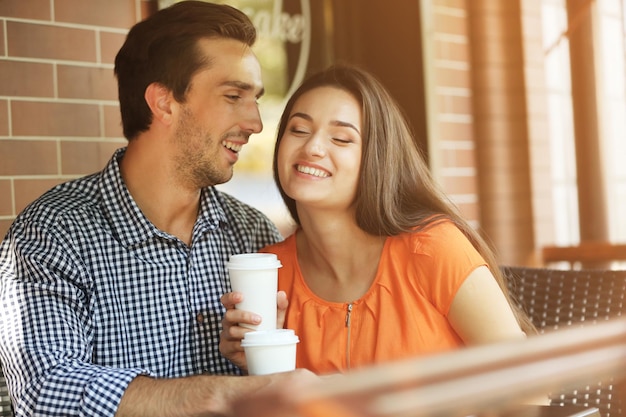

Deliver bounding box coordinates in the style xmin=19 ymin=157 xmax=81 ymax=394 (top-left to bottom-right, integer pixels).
xmin=241 ymin=329 xmax=299 ymax=375
xmin=226 ymin=253 xmax=282 ymax=331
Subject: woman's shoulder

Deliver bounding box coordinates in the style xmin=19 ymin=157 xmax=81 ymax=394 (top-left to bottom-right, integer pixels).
xmin=260 ymin=232 xmax=297 ymax=256
xmin=386 ymin=220 xmax=486 ymax=312
xmin=393 ymin=220 xmax=469 ymax=255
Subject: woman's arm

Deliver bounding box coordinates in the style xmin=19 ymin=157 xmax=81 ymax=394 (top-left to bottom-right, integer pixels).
xmin=447 ymin=265 xmax=526 ymax=345
xmin=447 ymin=266 xmax=550 ymax=405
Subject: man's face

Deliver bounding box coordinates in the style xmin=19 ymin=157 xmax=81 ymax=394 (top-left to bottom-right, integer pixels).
xmin=171 ymin=37 xmax=264 ymax=189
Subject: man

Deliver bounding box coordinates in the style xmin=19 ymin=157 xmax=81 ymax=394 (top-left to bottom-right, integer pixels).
xmin=0 ymin=2 xmax=311 ymax=416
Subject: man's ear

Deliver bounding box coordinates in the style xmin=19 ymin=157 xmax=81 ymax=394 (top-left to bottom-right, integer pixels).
xmin=144 ymin=83 xmax=174 ymax=125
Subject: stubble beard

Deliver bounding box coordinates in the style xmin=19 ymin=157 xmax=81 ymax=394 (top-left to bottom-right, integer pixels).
xmin=174 ymin=106 xmax=233 ymax=189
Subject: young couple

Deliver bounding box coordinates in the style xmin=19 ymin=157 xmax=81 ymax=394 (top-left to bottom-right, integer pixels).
xmin=0 ymin=1 xmax=533 ymax=416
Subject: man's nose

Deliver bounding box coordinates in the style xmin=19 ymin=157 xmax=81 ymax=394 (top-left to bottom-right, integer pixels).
xmin=241 ymin=102 xmax=263 ymax=134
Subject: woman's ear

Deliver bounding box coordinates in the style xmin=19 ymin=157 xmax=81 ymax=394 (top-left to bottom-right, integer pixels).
xmin=144 ymin=82 xmax=174 ymax=126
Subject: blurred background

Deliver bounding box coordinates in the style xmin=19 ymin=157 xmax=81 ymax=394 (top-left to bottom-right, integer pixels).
xmin=0 ymin=0 xmax=624 ymax=267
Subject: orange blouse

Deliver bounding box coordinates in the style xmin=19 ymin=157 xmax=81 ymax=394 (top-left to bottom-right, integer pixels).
xmin=261 ymin=221 xmax=487 ymax=375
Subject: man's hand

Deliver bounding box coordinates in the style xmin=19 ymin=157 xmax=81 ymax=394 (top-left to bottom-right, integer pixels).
xmin=220 ymin=291 xmax=289 ymax=370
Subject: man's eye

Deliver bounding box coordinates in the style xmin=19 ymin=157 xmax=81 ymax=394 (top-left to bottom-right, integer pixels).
xmin=226 ymin=95 xmax=241 ymax=100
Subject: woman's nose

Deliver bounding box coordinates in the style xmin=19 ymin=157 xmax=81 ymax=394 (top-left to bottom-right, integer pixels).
xmin=304 ymin=134 xmax=326 ymax=157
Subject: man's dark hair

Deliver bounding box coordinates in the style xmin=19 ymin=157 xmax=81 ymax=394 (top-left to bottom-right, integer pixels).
xmin=114 ymin=1 xmax=257 ymax=140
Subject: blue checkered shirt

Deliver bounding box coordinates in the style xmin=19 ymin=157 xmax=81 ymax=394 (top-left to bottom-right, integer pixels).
xmin=0 ymin=147 xmax=282 ymax=416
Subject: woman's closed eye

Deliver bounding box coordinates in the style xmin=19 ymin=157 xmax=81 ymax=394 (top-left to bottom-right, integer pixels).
xmin=332 ymin=137 xmax=353 ymax=144
xmin=289 ymin=126 xmax=310 ymax=136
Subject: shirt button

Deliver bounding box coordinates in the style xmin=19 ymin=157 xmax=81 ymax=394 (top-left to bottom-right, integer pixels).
xmin=196 ymin=313 xmax=204 ymax=323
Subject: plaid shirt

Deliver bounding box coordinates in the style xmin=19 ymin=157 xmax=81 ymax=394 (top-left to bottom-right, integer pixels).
xmin=0 ymin=148 xmax=282 ymax=417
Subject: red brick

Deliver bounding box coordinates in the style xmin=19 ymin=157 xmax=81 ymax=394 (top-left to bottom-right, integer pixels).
xmin=55 ymin=0 xmax=137 ymax=29
xmin=0 ymin=100 xmax=8 ymax=136
xmin=12 ymin=101 xmax=100 ymax=137
xmin=437 ymin=94 xmax=472 ymax=114
xmin=436 ymin=67 xmax=471 ymax=89
xmin=0 ymin=0 xmax=51 ymax=20
xmin=61 ymin=140 xmax=123 ymax=175
xmin=434 ymin=0 xmax=467 ymax=8
xmin=0 ymin=21 xmax=5 ymax=56
xmin=441 ymin=147 xmax=477 ymax=168
xmin=0 ymin=179 xmax=13 ymax=216
xmin=7 ymin=21 xmax=97 ymax=62
xmin=0 ymin=140 xmax=58 ymax=176
xmin=57 ymin=65 xmax=117 ymax=101
xmin=103 ymin=105 xmax=124 ymax=138
xmin=454 ymin=201 xmax=479 ymax=223
xmin=434 ymin=12 xmax=468 ymax=36
xmin=0 ymin=60 xmax=54 ymax=97
xmin=437 ymin=121 xmax=474 ymax=141
xmin=434 ymin=39 xmax=469 ymax=62
xmin=440 ymin=174 xmax=478 ymax=195
xmin=0 ymin=220 xmax=13 ymax=239
xmin=100 ymin=31 xmax=128 ymax=65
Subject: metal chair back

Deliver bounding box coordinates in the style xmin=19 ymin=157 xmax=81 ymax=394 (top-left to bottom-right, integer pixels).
xmin=502 ymin=266 xmax=626 ymax=417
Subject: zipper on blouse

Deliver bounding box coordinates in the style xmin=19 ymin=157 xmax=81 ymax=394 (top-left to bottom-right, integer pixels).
xmin=345 ymin=303 xmax=353 ymax=370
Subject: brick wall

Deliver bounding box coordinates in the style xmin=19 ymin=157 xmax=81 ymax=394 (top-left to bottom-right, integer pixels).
xmin=0 ymin=0 xmax=157 ymax=237
xmin=428 ymin=0 xmax=552 ymax=265
xmin=428 ymin=0 xmax=480 ymax=224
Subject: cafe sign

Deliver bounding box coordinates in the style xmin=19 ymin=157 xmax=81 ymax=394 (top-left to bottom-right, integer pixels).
xmin=159 ymin=0 xmax=311 ymax=102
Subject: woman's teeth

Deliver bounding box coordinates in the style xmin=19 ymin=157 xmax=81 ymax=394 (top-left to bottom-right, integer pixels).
xmin=296 ymin=165 xmax=329 ymax=178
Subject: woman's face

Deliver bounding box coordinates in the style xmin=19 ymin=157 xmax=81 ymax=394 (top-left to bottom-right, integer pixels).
xmin=277 ymin=86 xmax=363 ymax=213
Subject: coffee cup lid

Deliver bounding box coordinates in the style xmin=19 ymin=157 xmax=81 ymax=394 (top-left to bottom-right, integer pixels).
xmin=226 ymin=253 xmax=282 ymax=270
xmin=241 ymin=329 xmax=299 ymax=347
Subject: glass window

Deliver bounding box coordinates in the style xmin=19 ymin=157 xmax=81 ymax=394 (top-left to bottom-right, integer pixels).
xmin=541 ymin=0 xmax=580 ymax=244
xmin=541 ymin=0 xmax=626 ymax=244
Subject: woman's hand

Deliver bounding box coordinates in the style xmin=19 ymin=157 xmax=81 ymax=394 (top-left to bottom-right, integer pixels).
xmin=219 ymin=291 xmax=290 ymax=371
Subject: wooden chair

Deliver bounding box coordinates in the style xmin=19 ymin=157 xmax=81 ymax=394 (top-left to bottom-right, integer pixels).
xmin=502 ymin=266 xmax=626 ymax=417
xmin=542 ymin=242 xmax=626 ymax=269
xmin=0 ymin=364 xmax=13 ymax=417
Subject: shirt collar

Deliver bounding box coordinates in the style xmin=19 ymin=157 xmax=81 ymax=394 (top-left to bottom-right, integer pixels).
xmin=99 ymin=147 xmax=228 ymax=248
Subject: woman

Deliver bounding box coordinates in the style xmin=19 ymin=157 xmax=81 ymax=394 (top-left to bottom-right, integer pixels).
xmin=220 ymin=64 xmax=535 ymax=375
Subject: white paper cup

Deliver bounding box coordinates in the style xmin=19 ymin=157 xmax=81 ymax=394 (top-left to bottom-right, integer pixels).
xmin=226 ymin=253 xmax=282 ymax=331
xmin=241 ymin=329 xmax=299 ymax=375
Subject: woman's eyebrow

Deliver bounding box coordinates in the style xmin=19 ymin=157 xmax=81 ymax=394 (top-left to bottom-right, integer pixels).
xmin=289 ymin=112 xmax=312 ymax=122
xmin=289 ymin=112 xmax=360 ymax=135
xmin=331 ymin=120 xmax=360 ymax=135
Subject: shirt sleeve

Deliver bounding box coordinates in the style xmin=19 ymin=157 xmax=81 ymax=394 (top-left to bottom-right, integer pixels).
xmin=409 ymin=221 xmax=487 ymax=316
xmin=0 ymin=220 xmax=149 ymax=417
